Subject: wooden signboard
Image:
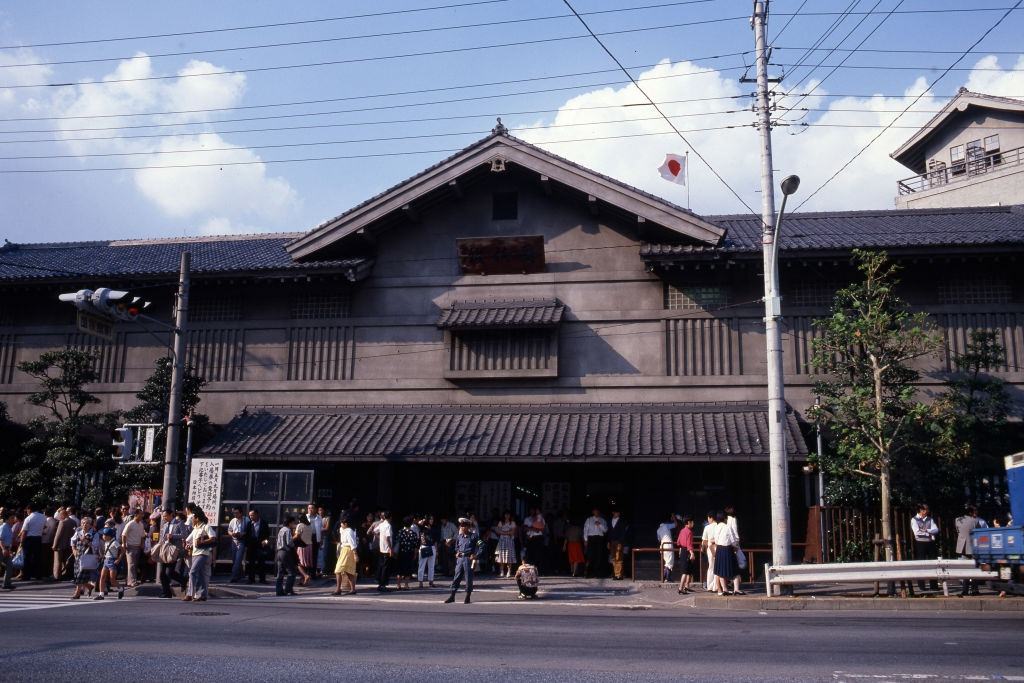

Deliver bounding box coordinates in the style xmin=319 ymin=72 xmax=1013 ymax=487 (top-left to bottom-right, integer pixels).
xmin=456 ymin=235 xmax=545 ymax=275
xmin=77 ymin=310 xmax=114 ymax=341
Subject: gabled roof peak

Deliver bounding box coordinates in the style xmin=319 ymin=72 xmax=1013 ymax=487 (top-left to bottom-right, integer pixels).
xmin=286 ymin=130 xmax=724 ymax=261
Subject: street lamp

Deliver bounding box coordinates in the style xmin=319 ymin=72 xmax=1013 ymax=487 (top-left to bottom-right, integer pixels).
xmin=764 ymin=174 xmax=799 ymax=592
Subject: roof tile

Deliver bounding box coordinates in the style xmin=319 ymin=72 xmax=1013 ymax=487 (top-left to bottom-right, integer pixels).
xmin=199 ymin=402 xmax=808 ymax=462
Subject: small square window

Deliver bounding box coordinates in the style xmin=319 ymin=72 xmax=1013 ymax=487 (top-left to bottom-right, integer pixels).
xmin=664 ymin=284 xmax=728 ymax=310
xmin=950 ymin=144 xmax=965 ymax=163
xmin=492 ymin=191 xmax=518 ymax=220
xmin=984 ymin=135 xmax=1000 ymax=152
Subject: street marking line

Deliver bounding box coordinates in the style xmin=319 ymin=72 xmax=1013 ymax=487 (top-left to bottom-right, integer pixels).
xmin=0 ymin=593 xmax=134 ymax=614
xmin=265 ymin=595 xmax=652 ymax=609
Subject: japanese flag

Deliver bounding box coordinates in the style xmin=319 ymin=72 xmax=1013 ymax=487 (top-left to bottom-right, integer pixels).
xmin=658 ymin=153 xmax=687 ymax=185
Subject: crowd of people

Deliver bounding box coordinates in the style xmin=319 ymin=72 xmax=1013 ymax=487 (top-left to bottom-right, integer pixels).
xmin=0 ymin=498 xmax=1012 ymax=602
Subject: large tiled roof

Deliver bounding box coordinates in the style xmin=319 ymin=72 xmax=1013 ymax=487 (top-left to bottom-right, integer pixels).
xmin=436 ymin=298 xmax=565 ymax=329
xmin=198 ymin=402 xmax=808 ymax=462
xmin=641 ymin=205 xmax=1024 ymax=257
xmin=0 ymin=233 xmax=371 ymax=282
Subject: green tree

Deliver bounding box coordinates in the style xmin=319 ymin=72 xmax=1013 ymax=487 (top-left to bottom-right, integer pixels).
xmin=924 ymin=330 xmax=1017 ymax=512
xmin=0 ymin=349 xmax=108 ymax=506
xmin=106 ymin=357 xmax=208 ymax=504
xmin=809 ymin=250 xmax=943 ymax=561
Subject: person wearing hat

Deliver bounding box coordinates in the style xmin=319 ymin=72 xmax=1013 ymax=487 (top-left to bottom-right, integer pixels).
xmin=96 ymin=526 xmax=124 ymax=600
xmin=444 ymin=518 xmax=479 ymax=604
xmin=332 ymin=514 xmax=359 ymax=596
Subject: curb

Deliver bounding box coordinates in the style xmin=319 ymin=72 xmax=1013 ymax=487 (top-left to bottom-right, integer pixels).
xmin=691 ymin=595 xmax=1024 ymax=611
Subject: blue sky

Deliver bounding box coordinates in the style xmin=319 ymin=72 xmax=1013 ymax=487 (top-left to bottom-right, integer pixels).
xmin=0 ymin=0 xmax=1021 ymax=243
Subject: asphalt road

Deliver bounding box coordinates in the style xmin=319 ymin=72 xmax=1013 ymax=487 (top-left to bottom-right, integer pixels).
xmin=1 ymin=592 xmax=1022 ymax=682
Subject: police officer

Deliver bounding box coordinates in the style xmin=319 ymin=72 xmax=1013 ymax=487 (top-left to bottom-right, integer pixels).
xmin=444 ymin=517 xmax=478 ymax=604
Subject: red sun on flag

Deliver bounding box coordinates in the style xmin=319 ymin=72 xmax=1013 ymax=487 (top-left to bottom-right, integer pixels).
xmin=658 ymin=153 xmax=687 ymax=185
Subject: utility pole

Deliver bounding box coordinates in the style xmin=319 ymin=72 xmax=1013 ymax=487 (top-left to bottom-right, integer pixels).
xmin=160 ymin=251 xmax=190 ymax=513
xmin=751 ymin=0 xmax=792 ymax=583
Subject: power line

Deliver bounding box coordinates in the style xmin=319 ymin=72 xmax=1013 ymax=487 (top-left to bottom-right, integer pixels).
xmin=795 ymin=0 xmax=1024 ymax=210
xmin=0 ymin=127 xmax=757 ymax=174
xmin=775 ymin=0 xmax=907 ymax=118
xmin=0 ymin=0 xmax=518 ymax=50
xmin=559 ymin=0 xmax=758 ymax=216
xmin=0 ymin=58 xmax=750 ymax=136
xmin=0 ymin=53 xmax=752 ymax=124
xmin=0 ymin=113 xmax=754 ymax=161
xmin=769 ymin=0 xmax=810 ymax=44
xmin=0 ymin=1 xmax=728 ymax=70
xmin=0 ymin=72 xmax=751 ymax=146
xmin=772 ymin=0 xmax=864 ymax=93
xmin=774 ymin=45 xmax=1024 ymax=55
xmin=0 ymin=16 xmax=753 ymax=90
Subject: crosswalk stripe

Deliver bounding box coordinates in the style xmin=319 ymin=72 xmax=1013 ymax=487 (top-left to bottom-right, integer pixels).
xmin=0 ymin=593 xmax=132 ymax=614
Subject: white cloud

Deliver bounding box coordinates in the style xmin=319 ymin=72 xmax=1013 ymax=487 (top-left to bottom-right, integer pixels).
xmin=1 ymin=51 xmax=297 ymax=232
xmin=518 ymin=57 xmax=1024 ymax=214
xmin=0 ymin=48 xmax=53 ymax=109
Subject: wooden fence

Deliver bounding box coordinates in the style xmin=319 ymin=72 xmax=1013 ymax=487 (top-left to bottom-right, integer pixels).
xmin=803 ymin=506 xmax=957 ymax=564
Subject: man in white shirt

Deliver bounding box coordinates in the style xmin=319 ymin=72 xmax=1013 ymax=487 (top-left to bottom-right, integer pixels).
xmin=376 ymin=511 xmax=393 ymax=592
xmin=700 ymin=512 xmax=719 ymax=591
xmin=121 ymin=510 xmax=147 ymax=587
xmin=655 ymin=513 xmax=678 ymax=583
xmin=583 ymin=509 xmax=608 ymax=578
xmin=227 ymin=508 xmax=249 ymax=583
xmin=18 ymin=503 xmax=46 ymax=581
xmin=306 ymin=504 xmax=323 ymax=578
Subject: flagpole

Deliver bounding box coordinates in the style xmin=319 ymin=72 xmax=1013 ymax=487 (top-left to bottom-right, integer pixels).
xmin=685 ymin=150 xmax=691 ymax=209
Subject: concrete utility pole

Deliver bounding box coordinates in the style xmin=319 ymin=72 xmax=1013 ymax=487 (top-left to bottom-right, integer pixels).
xmin=751 ymin=0 xmax=793 ymax=581
xmin=160 ymin=251 xmax=190 ymax=512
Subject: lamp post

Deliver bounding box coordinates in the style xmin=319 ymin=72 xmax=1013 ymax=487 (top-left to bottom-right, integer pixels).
xmin=763 ymin=174 xmax=800 ymax=592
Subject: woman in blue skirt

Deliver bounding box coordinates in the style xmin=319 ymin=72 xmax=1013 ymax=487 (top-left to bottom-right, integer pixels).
xmin=712 ymin=511 xmax=740 ymax=596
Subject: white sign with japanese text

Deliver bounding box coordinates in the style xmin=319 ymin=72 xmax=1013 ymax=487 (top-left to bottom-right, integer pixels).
xmin=188 ymin=458 xmax=223 ymax=520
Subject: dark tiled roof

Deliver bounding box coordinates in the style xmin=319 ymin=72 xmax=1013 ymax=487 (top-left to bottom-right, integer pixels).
xmin=198 ymin=402 xmax=809 ymax=462
xmin=0 ymin=233 xmax=371 ymax=282
xmin=641 ymin=205 xmax=1024 ymax=257
xmin=436 ymin=298 xmax=565 ymax=329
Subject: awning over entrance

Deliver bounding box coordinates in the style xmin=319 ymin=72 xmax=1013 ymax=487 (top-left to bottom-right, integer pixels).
xmin=199 ymin=402 xmax=808 ymax=463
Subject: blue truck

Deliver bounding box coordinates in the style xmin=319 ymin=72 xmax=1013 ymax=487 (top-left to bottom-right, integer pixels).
xmin=970 ymin=452 xmax=1023 ymax=594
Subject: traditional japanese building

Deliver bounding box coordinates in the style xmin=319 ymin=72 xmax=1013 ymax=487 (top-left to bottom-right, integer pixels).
xmin=2 ymin=126 xmax=1023 ymax=546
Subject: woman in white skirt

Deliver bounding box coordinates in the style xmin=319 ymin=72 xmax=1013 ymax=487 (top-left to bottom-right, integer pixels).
xmin=495 ymin=511 xmax=517 ymax=578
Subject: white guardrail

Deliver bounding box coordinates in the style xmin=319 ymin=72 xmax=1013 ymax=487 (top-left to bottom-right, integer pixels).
xmin=764 ymin=559 xmax=999 ymax=597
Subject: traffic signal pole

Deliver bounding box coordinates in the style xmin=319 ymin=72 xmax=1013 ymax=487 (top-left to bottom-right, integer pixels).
xmin=751 ymin=0 xmax=793 ymax=590
xmin=160 ymin=251 xmax=190 ymax=513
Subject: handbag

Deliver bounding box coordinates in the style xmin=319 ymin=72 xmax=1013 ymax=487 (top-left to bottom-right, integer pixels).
xmin=9 ymin=548 xmax=24 ymax=570
xmin=79 ymin=550 xmax=100 ymax=571
xmin=419 ymin=546 xmax=434 ymax=559
xmin=160 ymin=542 xmax=181 ymax=564
xmin=149 ymin=540 xmax=165 ymax=562
xmin=735 ymin=547 xmax=747 ymax=570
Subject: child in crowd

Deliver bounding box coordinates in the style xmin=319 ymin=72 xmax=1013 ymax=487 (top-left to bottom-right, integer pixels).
xmin=96 ymin=526 xmax=124 ymax=600
xmin=515 ymin=561 xmax=539 ymax=599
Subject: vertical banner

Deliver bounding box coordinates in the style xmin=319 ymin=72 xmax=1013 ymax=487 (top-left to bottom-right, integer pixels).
xmin=188 ymin=458 xmax=224 ymax=520
xmin=143 ymin=427 xmax=156 ymax=462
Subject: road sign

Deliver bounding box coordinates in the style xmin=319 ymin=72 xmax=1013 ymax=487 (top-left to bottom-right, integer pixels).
xmin=77 ymin=310 xmax=114 ymax=341
xmin=143 ymin=427 xmax=156 ymax=462
xmin=188 ymin=458 xmax=223 ymax=520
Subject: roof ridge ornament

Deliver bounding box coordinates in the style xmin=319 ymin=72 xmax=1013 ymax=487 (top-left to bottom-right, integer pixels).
xmin=491 ymin=117 xmax=508 ymax=136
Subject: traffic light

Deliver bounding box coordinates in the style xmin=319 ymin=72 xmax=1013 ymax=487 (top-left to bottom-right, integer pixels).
xmin=112 ymin=426 xmax=133 ymax=463
xmin=58 ymin=287 xmax=151 ymax=321
xmin=57 ymin=289 xmax=94 ymax=311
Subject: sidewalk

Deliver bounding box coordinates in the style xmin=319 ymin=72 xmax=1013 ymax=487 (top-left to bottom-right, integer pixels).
xmin=8 ymin=574 xmax=1021 ymax=612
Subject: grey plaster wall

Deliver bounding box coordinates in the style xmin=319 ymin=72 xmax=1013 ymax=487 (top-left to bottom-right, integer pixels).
xmin=0 ymin=174 xmax=1022 ymax=428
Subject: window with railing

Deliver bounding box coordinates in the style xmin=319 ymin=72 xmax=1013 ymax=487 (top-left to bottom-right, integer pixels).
xmin=787 ymin=282 xmax=838 ymax=308
xmin=664 ymin=284 xmax=729 ymax=311
xmin=984 ymin=134 xmax=1001 ymax=165
xmin=950 ymin=144 xmax=966 ymax=176
xmin=937 ymin=278 xmax=1012 ymax=305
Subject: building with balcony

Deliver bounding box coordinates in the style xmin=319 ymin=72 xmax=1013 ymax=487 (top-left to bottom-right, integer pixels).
xmin=893 ymin=89 xmax=1024 ymax=209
